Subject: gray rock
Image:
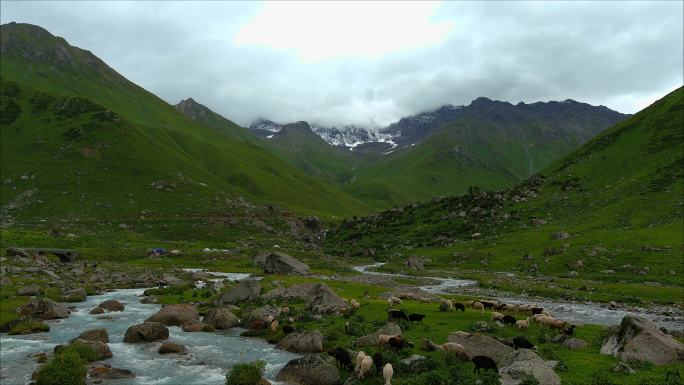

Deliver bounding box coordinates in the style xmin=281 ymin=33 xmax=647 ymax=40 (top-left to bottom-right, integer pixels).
xmin=262 ymin=282 xmax=346 ymax=315
xmin=17 ymin=284 xmax=44 ymax=296
xmin=407 ymin=255 xmax=424 ymax=270
xmin=275 ymin=354 xmax=339 ymax=385
xmin=89 ymin=367 xmax=135 ymax=379
xmin=75 ymin=328 xmax=109 ymax=343
xmin=17 ymin=298 xmax=68 ymax=319
xmin=63 ymin=288 xmax=87 ymax=302
xmin=498 ymin=349 xmax=561 ymax=385
xmin=123 ymin=322 xmax=169 ymax=343
xmin=0 ymin=277 xmax=11 ymax=286
xmin=214 ymin=280 xmax=261 ymax=305
xmin=600 ymin=315 xmax=684 ymax=365
xmin=562 ymin=338 xmax=587 ymax=350
xmin=203 ymin=307 xmax=240 ymax=329
xmin=612 ymin=361 xmax=636 ymax=374
xmin=244 ymin=305 xmax=281 ymax=324
xmin=99 ymin=299 xmax=124 ymax=312
xmin=146 ymin=304 xmax=199 ymax=326
xmin=263 ymin=252 xmax=310 ymax=275
xmin=551 ymin=231 xmax=570 ymax=240
xmin=277 ymin=330 xmax=324 ymax=353
xmin=447 ymin=332 xmax=513 ymax=365
xmin=71 ymin=338 xmax=112 ymax=360
xmin=353 ymin=322 xmax=402 ymax=347
xmin=158 ymin=342 xmax=187 ymax=354
xmin=400 ymin=354 xmax=426 ymax=367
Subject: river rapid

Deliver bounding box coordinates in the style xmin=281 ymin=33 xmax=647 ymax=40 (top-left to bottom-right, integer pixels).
xmin=0 ymin=272 xmax=298 ymax=385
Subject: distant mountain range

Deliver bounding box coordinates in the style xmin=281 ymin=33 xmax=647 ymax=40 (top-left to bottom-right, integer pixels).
xmin=249 ymin=98 xmax=625 ymax=156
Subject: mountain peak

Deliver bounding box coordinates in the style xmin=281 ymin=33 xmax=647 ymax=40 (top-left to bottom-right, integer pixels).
xmin=1 ymin=22 xmax=127 ymax=85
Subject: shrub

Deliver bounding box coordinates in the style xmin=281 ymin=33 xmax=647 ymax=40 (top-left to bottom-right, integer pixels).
xmin=35 ymin=351 xmax=86 ymax=385
xmin=63 ymin=342 xmax=100 ymax=363
xmin=225 ymin=361 xmax=265 ymax=385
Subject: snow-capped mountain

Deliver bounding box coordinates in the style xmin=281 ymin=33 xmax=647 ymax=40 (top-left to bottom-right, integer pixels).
xmin=248 ymin=104 xmax=466 ymax=153
xmin=248 ymin=119 xmax=283 ymax=138
xmin=311 ymin=125 xmax=397 ymax=151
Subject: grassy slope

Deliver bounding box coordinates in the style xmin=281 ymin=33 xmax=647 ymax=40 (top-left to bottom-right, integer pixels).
xmin=0 ymin=23 xmax=368 ymax=222
xmin=325 ymin=87 xmax=684 ymax=305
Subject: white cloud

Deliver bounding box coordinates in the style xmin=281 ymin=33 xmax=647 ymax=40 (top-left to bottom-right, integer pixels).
xmin=0 ymin=1 xmax=682 ymax=127
xmin=233 ymin=1 xmax=454 ymax=60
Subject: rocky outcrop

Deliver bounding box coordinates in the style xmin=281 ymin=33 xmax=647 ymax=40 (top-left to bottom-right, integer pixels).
xmin=499 ymin=349 xmax=561 ymax=385
xmin=99 ymin=299 xmax=124 ymax=312
xmin=562 ymin=338 xmax=587 ymax=350
xmin=203 ymin=307 xmax=240 ymax=329
xmin=214 ymin=280 xmax=261 ymax=305
xmin=276 ymin=330 xmax=324 ymax=353
xmin=145 ymin=304 xmax=199 ymax=326
xmin=123 ymin=322 xmax=169 ymax=343
xmin=600 ymin=315 xmax=684 ymax=365
xmin=158 ymin=342 xmax=187 ymax=354
xmin=275 ymin=355 xmax=339 ymax=385
xmin=447 ymin=332 xmax=513 ymax=365
xmin=75 ymin=328 xmax=109 ymax=343
xmin=263 ymin=283 xmax=347 ymax=314
xmin=17 ymin=298 xmax=68 ymax=319
xmin=263 ymin=253 xmax=309 ymax=275
xmin=353 ymin=322 xmax=402 ymax=347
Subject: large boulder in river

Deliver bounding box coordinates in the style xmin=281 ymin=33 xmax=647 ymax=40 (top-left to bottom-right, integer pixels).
xmin=275 ymin=354 xmax=339 ymax=385
xmin=353 ymin=322 xmax=402 ymax=347
xmin=263 ymin=252 xmax=309 ymax=275
xmin=89 ymin=367 xmax=135 ymax=380
xmin=214 ymin=280 xmax=261 ymax=305
xmin=447 ymin=331 xmax=513 ymax=365
xmin=145 ymin=304 xmax=199 ymax=326
xmin=70 ymin=338 xmax=113 ymax=360
xmin=600 ymin=315 xmax=684 ymax=365
xmin=203 ymin=307 xmax=240 ymax=329
xmin=498 ymin=349 xmax=561 ymax=385
xmin=75 ymin=328 xmax=109 ymax=343
xmin=99 ymin=299 xmax=124 ymax=312
xmin=123 ymin=322 xmax=169 ymax=343
xmin=158 ymin=342 xmax=187 ymax=354
xmin=17 ymin=298 xmax=68 ymax=319
xmin=277 ymin=330 xmax=324 ymax=353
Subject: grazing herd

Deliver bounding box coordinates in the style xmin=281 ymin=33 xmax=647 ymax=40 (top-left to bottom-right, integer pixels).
xmin=281 ymin=295 xmax=573 ymax=383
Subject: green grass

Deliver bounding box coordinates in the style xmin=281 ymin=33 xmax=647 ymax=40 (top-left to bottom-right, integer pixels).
xmin=8 ymin=319 xmax=49 ymax=334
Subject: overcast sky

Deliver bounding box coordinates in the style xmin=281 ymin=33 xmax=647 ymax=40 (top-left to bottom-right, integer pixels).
xmin=1 ymin=1 xmax=682 ymax=128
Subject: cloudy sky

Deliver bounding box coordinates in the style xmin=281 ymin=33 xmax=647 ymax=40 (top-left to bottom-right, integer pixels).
xmin=1 ymin=1 xmax=682 ymax=127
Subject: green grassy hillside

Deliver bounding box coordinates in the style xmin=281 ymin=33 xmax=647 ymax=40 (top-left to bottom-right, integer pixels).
xmin=325 ymin=87 xmax=684 ymax=305
xmin=0 ymin=22 xmax=369 ymax=234
xmin=346 ymin=98 xmax=627 ymax=208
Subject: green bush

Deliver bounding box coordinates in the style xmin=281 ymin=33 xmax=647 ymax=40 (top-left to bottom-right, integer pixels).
xmin=8 ymin=320 xmax=49 ymax=335
xmin=35 ymin=351 xmax=86 ymax=385
xmin=62 ymin=342 xmax=100 ymax=362
xmin=225 ymin=361 xmax=265 ymax=385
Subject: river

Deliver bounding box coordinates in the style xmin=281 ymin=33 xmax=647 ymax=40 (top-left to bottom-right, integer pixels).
xmin=0 ymin=273 xmax=298 ymax=385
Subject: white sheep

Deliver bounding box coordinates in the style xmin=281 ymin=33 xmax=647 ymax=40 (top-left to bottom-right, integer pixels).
xmin=516 ymin=318 xmax=529 ymax=329
xmin=350 ymin=299 xmax=361 ymax=309
xmin=390 ymin=296 xmax=402 ymax=304
xmin=440 ymin=298 xmax=454 ymax=311
xmin=491 ymin=311 xmax=504 ymax=321
xmin=270 ymin=319 xmax=279 ymax=332
xmin=452 ymin=330 xmax=471 ymax=338
xmin=473 ymin=301 xmax=485 ymax=313
xmin=355 ymin=351 xmax=366 ymax=373
xmin=378 ymin=334 xmax=394 ymax=345
xmin=442 ymin=342 xmax=468 ymax=359
xmin=387 ymin=297 xmax=394 ymax=307
xmin=383 ymin=363 xmax=394 ymax=385
xmin=358 ymin=355 xmax=373 ymax=379
xmin=280 ymin=306 xmax=290 ymax=314
xmin=265 ymin=315 xmax=274 ymax=324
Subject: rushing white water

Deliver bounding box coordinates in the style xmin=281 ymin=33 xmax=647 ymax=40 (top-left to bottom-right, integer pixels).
xmin=0 ymin=287 xmax=298 ymax=385
xmin=354 ymin=263 xmax=684 ymax=330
